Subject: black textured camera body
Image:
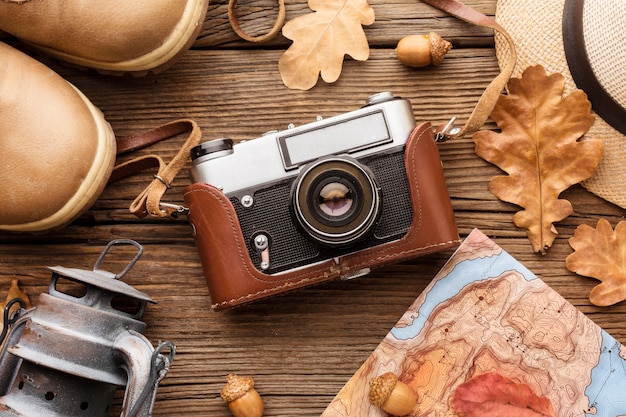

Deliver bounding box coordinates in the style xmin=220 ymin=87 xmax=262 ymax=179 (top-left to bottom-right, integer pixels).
xmin=230 ymin=146 xmax=412 ymax=274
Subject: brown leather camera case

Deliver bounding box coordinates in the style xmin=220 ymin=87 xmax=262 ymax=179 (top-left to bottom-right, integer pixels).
xmin=183 ymin=122 xmax=460 ymax=310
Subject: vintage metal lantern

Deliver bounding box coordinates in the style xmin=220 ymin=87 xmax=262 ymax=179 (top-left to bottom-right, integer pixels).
xmin=0 ymin=239 xmax=175 ymax=417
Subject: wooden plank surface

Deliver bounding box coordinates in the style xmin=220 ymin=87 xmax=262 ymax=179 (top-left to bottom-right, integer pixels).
xmin=1 ymin=0 xmax=625 ymax=415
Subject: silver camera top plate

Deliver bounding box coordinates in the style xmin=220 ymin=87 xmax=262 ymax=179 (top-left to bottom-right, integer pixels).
xmin=191 ymin=93 xmax=416 ymax=195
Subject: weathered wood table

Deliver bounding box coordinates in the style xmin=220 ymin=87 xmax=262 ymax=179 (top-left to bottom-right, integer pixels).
xmin=1 ymin=0 xmax=624 ymax=415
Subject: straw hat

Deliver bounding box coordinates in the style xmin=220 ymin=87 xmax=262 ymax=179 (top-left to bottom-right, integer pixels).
xmin=495 ymin=0 xmax=626 ymax=209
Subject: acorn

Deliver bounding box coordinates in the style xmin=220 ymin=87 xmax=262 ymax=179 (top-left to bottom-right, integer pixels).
xmin=395 ymin=32 xmax=452 ymax=67
xmin=368 ymin=372 xmax=417 ymax=416
xmin=221 ymin=374 xmax=264 ymax=417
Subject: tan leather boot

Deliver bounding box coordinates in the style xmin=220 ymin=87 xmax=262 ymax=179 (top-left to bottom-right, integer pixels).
xmin=0 ymin=42 xmax=116 ymax=233
xmin=0 ymin=0 xmax=209 ymax=75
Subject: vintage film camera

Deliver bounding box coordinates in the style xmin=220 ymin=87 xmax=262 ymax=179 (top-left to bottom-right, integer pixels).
xmin=183 ymin=92 xmax=459 ymax=309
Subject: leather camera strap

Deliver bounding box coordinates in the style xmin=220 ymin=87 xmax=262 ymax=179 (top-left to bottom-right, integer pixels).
xmin=110 ymin=119 xmax=202 ymax=218
xmin=420 ymin=0 xmax=516 ymax=139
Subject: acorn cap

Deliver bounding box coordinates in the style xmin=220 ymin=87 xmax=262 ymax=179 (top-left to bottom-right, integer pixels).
xmin=428 ymin=31 xmax=452 ymax=66
xmin=221 ymin=374 xmax=256 ymax=403
xmin=368 ymin=372 xmax=398 ymax=406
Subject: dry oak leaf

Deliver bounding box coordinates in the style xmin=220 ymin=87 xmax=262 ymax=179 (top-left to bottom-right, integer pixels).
xmin=566 ymin=218 xmax=626 ymax=306
xmin=451 ymin=372 xmax=556 ymax=417
xmin=278 ymin=0 xmax=375 ymax=90
xmin=473 ymin=65 xmax=602 ymax=254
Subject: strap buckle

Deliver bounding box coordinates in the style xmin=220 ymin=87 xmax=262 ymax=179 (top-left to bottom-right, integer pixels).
xmin=434 ymin=117 xmax=460 ymax=142
xmin=159 ymin=203 xmax=189 ymax=218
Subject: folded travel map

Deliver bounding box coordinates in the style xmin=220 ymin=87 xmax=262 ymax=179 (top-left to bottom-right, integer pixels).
xmin=321 ymin=229 xmax=626 ymax=417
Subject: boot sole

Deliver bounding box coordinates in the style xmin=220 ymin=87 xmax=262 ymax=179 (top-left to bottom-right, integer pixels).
xmin=25 ymin=0 xmax=209 ymax=76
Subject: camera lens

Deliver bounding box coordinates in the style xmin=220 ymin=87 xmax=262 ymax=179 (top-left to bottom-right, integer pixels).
xmin=317 ymin=181 xmax=353 ymax=217
xmin=292 ymin=156 xmax=381 ymax=247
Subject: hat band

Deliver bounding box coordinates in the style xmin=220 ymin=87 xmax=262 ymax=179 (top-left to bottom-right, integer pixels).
xmin=562 ymin=0 xmax=626 ymax=135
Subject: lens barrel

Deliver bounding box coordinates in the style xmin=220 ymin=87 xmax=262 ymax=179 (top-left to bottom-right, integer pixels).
xmin=292 ymin=156 xmax=381 ymax=247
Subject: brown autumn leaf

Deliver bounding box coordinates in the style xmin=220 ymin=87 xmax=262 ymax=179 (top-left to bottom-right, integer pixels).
xmin=566 ymin=218 xmax=626 ymax=306
xmin=451 ymin=372 xmax=556 ymax=417
xmin=472 ymin=65 xmax=602 ymax=254
xmin=278 ymin=0 xmax=375 ymax=90
xmin=1 ymin=279 xmax=30 ymax=332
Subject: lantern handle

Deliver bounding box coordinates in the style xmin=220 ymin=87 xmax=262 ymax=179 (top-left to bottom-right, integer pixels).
xmin=114 ymin=331 xmax=175 ymax=417
xmin=94 ymin=239 xmax=144 ymax=280
xmin=0 ymin=298 xmax=27 ymax=346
